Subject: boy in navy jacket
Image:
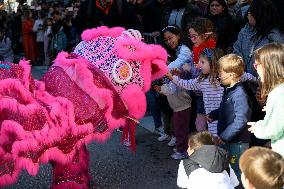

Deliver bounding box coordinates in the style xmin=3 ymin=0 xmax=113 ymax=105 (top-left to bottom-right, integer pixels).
xmin=208 ymin=54 xmax=255 ymax=178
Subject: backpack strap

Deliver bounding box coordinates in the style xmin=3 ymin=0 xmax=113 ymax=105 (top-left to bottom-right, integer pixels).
xmin=183 ymin=158 xmax=201 ymax=177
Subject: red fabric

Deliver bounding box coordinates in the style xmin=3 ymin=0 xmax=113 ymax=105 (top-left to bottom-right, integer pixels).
xmin=122 ymin=119 xmax=137 ymax=152
xmin=192 ymin=38 xmax=216 ymax=65
xmin=22 ymin=19 xmax=37 ymax=63
xmin=96 ymin=0 xmax=113 ymax=15
xmin=52 ymin=146 xmax=90 ymax=189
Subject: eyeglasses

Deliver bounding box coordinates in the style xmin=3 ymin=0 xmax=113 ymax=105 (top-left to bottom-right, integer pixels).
xmin=188 ymin=34 xmax=198 ymax=39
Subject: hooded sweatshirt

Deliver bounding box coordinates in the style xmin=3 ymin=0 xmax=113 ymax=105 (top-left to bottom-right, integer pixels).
xmin=177 ymin=145 xmax=239 ymax=189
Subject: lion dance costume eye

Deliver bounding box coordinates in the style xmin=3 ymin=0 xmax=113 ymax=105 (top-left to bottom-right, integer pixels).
xmin=0 ymin=27 xmax=168 ymax=188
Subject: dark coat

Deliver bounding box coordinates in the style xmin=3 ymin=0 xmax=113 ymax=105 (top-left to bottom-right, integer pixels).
xmin=75 ymin=0 xmax=141 ymax=35
xmin=161 ymin=2 xmax=202 ymax=31
xmin=208 ymin=13 xmax=233 ymax=52
xmin=209 ymin=82 xmax=251 ymax=143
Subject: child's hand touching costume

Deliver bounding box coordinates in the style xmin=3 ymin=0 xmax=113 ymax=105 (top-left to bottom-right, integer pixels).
xmin=166 ymin=72 xmax=173 ymax=81
xmin=248 ymin=122 xmax=256 ymax=133
xmin=153 ymin=85 xmax=161 ymax=92
xmin=171 ymin=68 xmax=181 ymax=76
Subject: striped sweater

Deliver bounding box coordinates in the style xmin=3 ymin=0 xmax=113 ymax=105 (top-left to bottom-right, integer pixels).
xmin=172 ymin=73 xmax=258 ymax=135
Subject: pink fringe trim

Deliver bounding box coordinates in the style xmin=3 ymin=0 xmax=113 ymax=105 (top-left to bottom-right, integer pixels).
xmin=121 ymin=85 xmax=146 ymax=119
xmin=81 ymin=26 xmax=125 ymax=41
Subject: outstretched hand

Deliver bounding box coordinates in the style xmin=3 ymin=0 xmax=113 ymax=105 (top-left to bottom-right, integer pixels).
xmin=171 ymin=68 xmax=181 ymax=76
xmin=248 ymin=122 xmax=256 ymax=133
xmin=153 ymin=85 xmax=161 ymax=92
xmin=166 ymin=72 xmax=173 ymax=81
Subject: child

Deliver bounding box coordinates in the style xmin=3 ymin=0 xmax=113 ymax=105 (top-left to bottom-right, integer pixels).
xmin=208 ymin=54 xmax=257 ymax=178
xmin=155 ymin=71 xmax=192 ymax=159
xmin=154 ymin=25 xmax=193 ymax=147
xmin=162 ymin=25 xmax=192 ymax=70
xmin=168 ymin=48 xmax=224 ymax=135
xmin=177 ymin=131 xmax=239 ymax=189
xmin=239 ymin=147 xmax=284 ymax=189
xmin=0 ymin=27 xmax=14 ymax=62
xmin=168 ymin=48 xmax=256 ymax=136
xmin=248 ymin=43 xmax=284 ymax=157
xmin=187 ymin=17 xmax=217 ymax=132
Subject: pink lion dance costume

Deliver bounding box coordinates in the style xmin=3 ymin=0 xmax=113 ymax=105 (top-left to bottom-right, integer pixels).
xmin=0 ymin=26 xmax=168 ymax=188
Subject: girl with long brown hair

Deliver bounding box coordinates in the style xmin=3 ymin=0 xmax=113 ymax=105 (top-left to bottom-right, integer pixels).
xmin=248 ymin=43 xmax=284 ymax=157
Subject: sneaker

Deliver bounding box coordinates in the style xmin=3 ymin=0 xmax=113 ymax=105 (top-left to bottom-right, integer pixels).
xmin=171 ymin=152 xmax=188 ymax=160
xmin=167 ymin=137 xmax=176 ymax=147
xmin=158 ymin=134 xmax=170 ymax=142
xmin=156 ymin=126 xmax=164 ymax=133
xmin=153 ymin=128 xmax=163 ymax=136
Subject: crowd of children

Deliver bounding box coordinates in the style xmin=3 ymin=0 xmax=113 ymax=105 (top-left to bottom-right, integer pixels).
xmin=143 ymin=0 xmax=284 ymax=189
xmin=158 ymin=23 xmax=283 ymax=189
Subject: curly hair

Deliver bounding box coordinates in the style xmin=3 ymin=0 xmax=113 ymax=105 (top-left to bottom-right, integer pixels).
xmin=198 ymin=48 xmax=224 ymax=86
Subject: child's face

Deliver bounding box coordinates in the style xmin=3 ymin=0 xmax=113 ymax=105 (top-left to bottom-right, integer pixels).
xmin=164 ymin=31 xmax=180 ymax=50
xmin=198 ymin=56 xmax=210 ymax=74
xmin=188 ymin=28 xmax=204 ymax=47
xmin=218 ymin=69 xmax=232 ymax=86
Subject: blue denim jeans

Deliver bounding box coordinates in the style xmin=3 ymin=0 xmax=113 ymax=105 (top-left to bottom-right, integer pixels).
xmin=221 ymin=143 xmax=249 ymax=179
xmin=146 ymin=90 xmax=162 ymax=128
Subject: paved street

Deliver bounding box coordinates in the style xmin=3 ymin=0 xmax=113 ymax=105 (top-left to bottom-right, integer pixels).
xmin=4 ymin=66 xmax=180 ymax=189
